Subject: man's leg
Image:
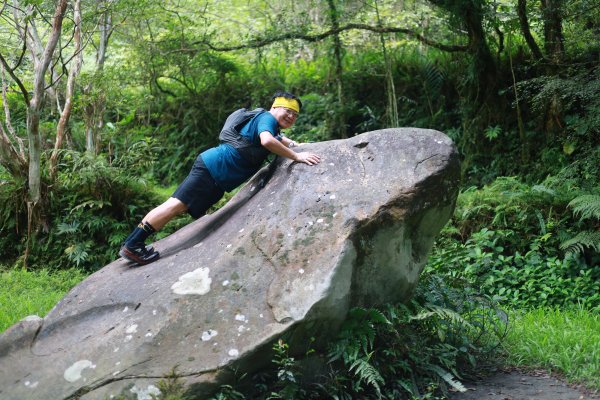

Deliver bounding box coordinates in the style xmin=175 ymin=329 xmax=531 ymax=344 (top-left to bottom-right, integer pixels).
xmin=143 ymin=197 xmax=189 ymax=231
xmin=120 ymin=197 xmax=188 ymax=265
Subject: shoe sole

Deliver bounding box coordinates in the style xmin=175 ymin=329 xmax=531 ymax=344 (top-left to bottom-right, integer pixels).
xmin=119 ymin=247 xmax=160 ymax=266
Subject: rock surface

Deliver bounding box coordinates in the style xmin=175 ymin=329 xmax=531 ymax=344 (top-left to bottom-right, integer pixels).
xmin=0 ymin=128 xmax=460 ymax=400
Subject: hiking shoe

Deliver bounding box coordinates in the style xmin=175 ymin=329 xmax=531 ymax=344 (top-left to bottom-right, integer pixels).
xmin=119 ymin=244 xmax=160 ymax=265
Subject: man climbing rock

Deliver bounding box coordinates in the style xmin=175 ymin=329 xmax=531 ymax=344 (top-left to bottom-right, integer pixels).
xmin=119 ymin=91 xmax=321 ymax=265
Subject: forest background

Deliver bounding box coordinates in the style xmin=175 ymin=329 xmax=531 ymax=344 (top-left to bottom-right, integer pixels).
xmin=0 ymin=0 xmax=598 ymax=398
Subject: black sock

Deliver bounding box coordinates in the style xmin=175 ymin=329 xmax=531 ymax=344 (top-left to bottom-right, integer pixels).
xmin=124 ymin=221 xmax=156 ymax=248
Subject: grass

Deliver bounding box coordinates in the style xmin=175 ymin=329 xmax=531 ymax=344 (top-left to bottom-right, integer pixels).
xmin=504 ymin=307 xmax=600 ymax=390
xmin=0 ymin=267 xmax=87 ymax=332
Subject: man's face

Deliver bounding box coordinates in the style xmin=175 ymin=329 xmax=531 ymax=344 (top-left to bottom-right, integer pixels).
xmin=271 ymin=106 xmax=298 ymax=129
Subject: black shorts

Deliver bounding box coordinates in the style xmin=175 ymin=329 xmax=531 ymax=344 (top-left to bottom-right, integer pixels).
xmin=172 ymin=156 xmax=225 ymax=219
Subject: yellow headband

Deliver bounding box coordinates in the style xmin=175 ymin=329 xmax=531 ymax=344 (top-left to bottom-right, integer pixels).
xmin=272 ymin=97 xmax=300 ymax=113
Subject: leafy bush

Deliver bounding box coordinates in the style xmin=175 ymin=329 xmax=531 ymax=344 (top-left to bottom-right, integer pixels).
xmin=0 ymin=143 xmax=164 ymax=271
xmin=429 ymin=177 xmax=600 ymax=311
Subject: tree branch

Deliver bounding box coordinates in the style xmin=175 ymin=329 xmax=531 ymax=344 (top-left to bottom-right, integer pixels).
xmin=191 ymin=23 xmax=468 ymax=53
xmin=0 ymin=51 xmax=30 ymax=106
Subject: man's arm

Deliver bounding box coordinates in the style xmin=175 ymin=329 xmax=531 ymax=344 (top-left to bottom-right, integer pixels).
xmin=260 ymin=131 xmax=320 ymax=165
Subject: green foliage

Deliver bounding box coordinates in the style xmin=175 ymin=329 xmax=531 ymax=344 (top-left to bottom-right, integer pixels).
xmin=327 ymin=308 xmax=389 ymax=396
xmin=560 ymin=194 xmax=600 ymax=257
xmin=430 ymin=177 xmax=600 ymax=311
xmin=316 ymin=273 xmax=504 ymax=399
xmin=0 ymin=145 xmax=162 ymax=271
xmin=0 ymin=267 xmax=87 ymax=332
xmin=153 ymin=368 xmax=187 ymax=400
xmin=267 ymin=339 xmax=305 ymax=400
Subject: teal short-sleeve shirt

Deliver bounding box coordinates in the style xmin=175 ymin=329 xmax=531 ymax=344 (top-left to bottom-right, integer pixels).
xmin=201 ymin=112 xmax=281 ymax=191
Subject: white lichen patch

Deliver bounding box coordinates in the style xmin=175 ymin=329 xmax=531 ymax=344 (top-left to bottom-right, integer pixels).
xmin=113 ymin=347 xmax=119 ymax=352
xmin=317 ymin=218 xmax=324 ymax=223
xmin=125 ymin=324 xmax=138 ymax=334
xmin=122 ymin=306 xmax=129 ymax=313
xmin=24 ymin=380 xmax=39 ymax=388
xmin=64 ymin=360 xmax=96 ymax=383
xmin=299 ymin=269 xmax=305 ymax=274
xmin=145 ymin=332 xmax=153 ymax=337
xmin=329 ymin=194 xmax=336 ymax=200
xmin=239 ymin=228 xmax=244 ymax=233
xmin=193 ymin=242 xmax=204 ymax=248
xmin=226 ymin=244 xmax=232 ymax=248
xmin=130 ymin=384 xmax=161 ymax=400
xmin=152 ymin=310 xmax=157 ymax=315
xmin=234 ymin=314 xmax=247 ymax=322
xmin=124 ymin=335 xmax=133 ymax=342
xmin=237 ymin=325 xmax=246 ymax=333
xmin=222 ymin=280 xmax=230 ymax=286
xmin=228 ymin=349 xmax=239 ymax=357
xmin=171 ymin=267 xmax=212 ymax=295
xmin=201 ymin=329 xmax=218 ymax=341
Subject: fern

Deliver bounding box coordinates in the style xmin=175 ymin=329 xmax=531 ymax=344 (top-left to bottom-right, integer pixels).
xmin=427 ymin=365 xmax=467 ymax=393
xmin=561 ymin=194 xmax=600 ymax=256
xmin=349 ymin=355 xmax=384 ymax=396
xmin=57 ymin=221 xmax=80 ymax=235
xmin=560 ymin=231 xmax=600 ymax=254
xmin=409 ymin=304 xmax=472 ymax=331
xmin=568 ymin=195 xmax=600 ymax=221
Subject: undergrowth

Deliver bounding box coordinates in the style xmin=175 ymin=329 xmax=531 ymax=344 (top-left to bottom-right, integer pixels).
xmin=0 ymin=143 xmax=194 ymax=271
xmin=429 ymin=176 xmax=600 ymax=311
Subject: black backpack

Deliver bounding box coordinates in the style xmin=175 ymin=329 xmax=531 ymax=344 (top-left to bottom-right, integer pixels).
xmin=218 ymin=108 xmax=273 ymax=166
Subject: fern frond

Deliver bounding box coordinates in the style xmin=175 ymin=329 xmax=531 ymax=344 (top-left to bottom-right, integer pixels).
xmin=422 ymin=60 xmax=445 ymax=95
xmin=428 ymin=365 xmax=467 ymax=393
xmin=560 ymin=231 xmax=600 ymax=255
xmin=409 ymin=304 xmax=472 ymax=329
xmin=57 ymin=221 xmax=80 ymax=235
xmin=349 ymin=355 xmax=384 ymax=395
xmin=568 ymin=195 xmax=600 ymax=221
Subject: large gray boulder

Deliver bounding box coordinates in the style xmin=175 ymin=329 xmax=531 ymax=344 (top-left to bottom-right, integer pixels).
xmin=0 ymin=129 xmax=459 ymax=400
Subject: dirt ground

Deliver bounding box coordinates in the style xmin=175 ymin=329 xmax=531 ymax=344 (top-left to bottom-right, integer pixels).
xmin=448 ymin=369 xmax=599 ymax=400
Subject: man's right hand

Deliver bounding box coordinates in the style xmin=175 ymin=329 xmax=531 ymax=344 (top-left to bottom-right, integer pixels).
xmin=295 ymin=152 xmax=321 ymax=165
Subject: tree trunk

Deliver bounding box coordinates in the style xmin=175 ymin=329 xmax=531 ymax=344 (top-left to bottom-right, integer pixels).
xmin=375 ymin=1 xmax=399 ymax=127
xmin=464 ymin=1 xmax=496 ymax=96
xmin=0 ymin=65 xmax=27 ymax=177
xmin=26 ymin=0 xmax=69 ymax=203
xmin=50 ymin=0 xmax=82 ymax=177
xmin=326 ymin=0 xmax=347 ymax=139
xmin=540 ymin=0 xmax=565 ymax=66
xmin=84 ymin=7 xmax=112 ymax=154
xmin=517 ymin=0 xmax=544 ymax=61
xmin=540 ymin=0 xmax=565 ymax=140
